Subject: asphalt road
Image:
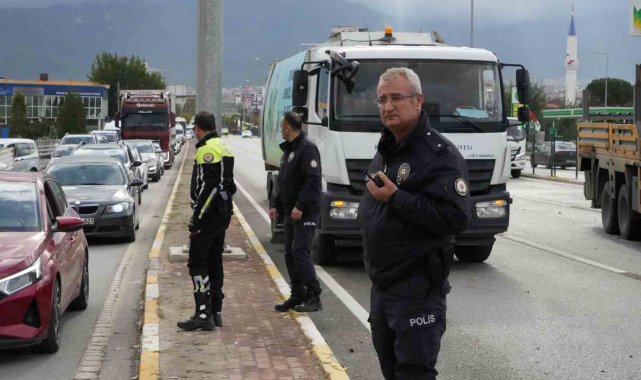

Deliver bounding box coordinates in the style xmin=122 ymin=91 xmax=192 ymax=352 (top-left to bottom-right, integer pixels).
xmin=0 ymin=147 xmax=186 ymax=379
xmin=228 ymin=136 xmax=641 ymax=380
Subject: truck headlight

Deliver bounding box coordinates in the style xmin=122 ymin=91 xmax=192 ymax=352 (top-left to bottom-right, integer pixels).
xmin=476 ymin=200 xmax=508 ymax=218
xmin=329 ymin=200 xmax=359 ymax=220
xmin=105 ymin=202 xmax=131 ymax=214
xmin=0 ymin=257 xmax=42 ymax=296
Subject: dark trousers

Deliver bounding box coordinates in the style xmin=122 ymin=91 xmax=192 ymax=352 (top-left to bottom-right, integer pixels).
xmin=369 ymin=273 xmax=449 ymax=380
xmin=188 ymin=212 xmax=231 ymax=313
xmin=283 ymin=213 xmax=321 ymax=295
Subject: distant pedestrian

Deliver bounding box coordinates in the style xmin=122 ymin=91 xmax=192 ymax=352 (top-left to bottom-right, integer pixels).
xmin=177 ymin=111 xmax=235 ymax=331
xmin=268 ymin=112 xmax=323 ymax=313
xmin=358 ymin=68 xmax=471 ymax=379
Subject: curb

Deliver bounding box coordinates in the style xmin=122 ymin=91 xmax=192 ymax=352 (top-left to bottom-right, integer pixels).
xmin=233 ymin=205 xmax=350 ymax=379
xmin=139 ymin=151 xmax=189 ymax=380
xmin=520 ymin=172 xmax=583 ymax=186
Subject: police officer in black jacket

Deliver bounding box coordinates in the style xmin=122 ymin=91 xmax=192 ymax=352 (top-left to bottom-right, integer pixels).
xmin=268 ymin=112 xmax=323 ymax=313
xmin=358 ymin=68 xmax=471 ymax=379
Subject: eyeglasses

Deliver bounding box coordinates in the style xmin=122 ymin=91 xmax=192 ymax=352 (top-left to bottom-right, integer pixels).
xmin=374 ymin=94 xmax=416 ymax=108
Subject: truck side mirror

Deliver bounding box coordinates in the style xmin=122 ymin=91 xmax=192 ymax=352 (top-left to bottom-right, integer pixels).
xmin=517 ymin=106 xmax=530 ymax=123
xmin=516 ymin=68 xmax=531 ymax=104
xmin=292 ymin=70 xmax=308 ymax=107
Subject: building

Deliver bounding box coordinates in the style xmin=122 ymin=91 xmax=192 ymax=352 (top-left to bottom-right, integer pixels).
xmin=0 ymin=77 xmax=109 ymax=130
xmin=564 ymin=6 xmax=579 ymax=106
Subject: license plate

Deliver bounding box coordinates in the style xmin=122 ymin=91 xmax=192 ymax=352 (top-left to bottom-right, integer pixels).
xmin=84 ymin=218 xmax=94 ymax=225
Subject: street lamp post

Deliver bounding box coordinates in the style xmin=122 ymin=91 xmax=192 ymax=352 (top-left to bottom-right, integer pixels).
xmin=470 ymin=0 xmax=474 ymax=47
xmin=588 ymin=52 xmax=609 ymax=109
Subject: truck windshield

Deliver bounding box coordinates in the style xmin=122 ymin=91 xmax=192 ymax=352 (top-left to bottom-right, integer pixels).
xmin=122 ymin=113 xmax=168 ymax=130
xmin=333 ymin=60 xmax=504 ymax=133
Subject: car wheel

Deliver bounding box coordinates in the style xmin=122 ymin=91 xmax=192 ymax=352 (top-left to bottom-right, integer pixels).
xmin=135 ymin=207 xmax=140 ymax=231
xmin=32 ymin=280 xmax=61 ymax=353
xmin=601 ymin=181 xmax=619 ymax=235
xmin=125 ymin=214 xmax=136 ymax=243
xmin=617 ymin=183 xmax=641 ymax=240
xmin=511 ymin=169 xmax=522 ymax=178
xmin=69 ymin=252 xmax=89 ymax=311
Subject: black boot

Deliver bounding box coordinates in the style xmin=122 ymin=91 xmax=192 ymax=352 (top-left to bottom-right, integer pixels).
xmin=213 ymin=312 xmax=223 ymax=327
xmin=294 ymin=292 xmax=322 ymax=313
xmin=275 ymin=287 xmax=305 ymax=312
xmin=177 ymin=286 xmax=215 ymax=331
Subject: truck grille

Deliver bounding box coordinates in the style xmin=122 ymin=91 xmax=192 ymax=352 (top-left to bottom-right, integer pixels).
xmin=347 ymin=158 xmax=494 ymax=195
xmin=467 ymin=159 xmax=494 ymax=195
xmin=345 ymin=159 xmax=371 ymax=195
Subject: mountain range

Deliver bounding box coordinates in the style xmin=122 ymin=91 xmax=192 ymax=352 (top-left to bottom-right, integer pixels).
xmin=0 ymin=0 xmax=639 ymax=87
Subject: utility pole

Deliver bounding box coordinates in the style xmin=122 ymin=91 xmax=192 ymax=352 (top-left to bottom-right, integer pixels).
xmin=470 ymin=0 xmax=474 ymax=47
xmin=197 ymin=0 xmax=223 ymax=132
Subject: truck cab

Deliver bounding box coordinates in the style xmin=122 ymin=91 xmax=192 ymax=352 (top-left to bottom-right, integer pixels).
xmin=262 ymin=26 xmax=531 ymax=264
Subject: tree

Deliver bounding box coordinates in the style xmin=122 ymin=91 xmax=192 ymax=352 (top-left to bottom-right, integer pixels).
xmin=9 ymin=92 xmax=29 ymax=138
xmin=586 ymin=78 xmax=633 ymax=107
xmin=88 ymin=52 xmax=166 ymax=117
xmin=57 ymin=93 xmax=87 ymax=137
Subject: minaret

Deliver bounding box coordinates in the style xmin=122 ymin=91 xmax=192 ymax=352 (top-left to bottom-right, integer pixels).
xmin=565 ymin=5 xmax=578 ymax=106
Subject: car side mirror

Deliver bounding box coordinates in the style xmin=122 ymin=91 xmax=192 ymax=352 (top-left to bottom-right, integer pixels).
xmin=129 ymin=178 xmax=144 ymax=188
xmin=53 ymin=216 xmax=85 ymax=233
xmin=132 ymin=160 xmax=142 ymax=167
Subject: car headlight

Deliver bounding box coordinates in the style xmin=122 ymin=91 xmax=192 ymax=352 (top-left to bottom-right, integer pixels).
xmin=476 ymin=200 xmax=508 ymax=218
xmin=0 ymin=257 xmax=42 ymax=296
xmin=329 ymin=200 xmax=359 ymax=220
xmin=105 ymin=202 xmax=132 ymax=214
xmin=516 ymin=153 xmax=525 ymax=160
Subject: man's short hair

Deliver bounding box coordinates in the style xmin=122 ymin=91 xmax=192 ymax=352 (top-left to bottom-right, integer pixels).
xmin=283 ymin=111 xmax=303 ymax=130
xmin=379 ymin=67 xmax=422 ymax=95
xmin=194 ymin=112 xmax=216 ymax=131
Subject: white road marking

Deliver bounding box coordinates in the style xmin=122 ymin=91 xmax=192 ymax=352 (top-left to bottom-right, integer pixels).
xmin=501 ymin=234 xmax=629 ymax=274
xmin=235 ymin=180 xmax=372 ymax=331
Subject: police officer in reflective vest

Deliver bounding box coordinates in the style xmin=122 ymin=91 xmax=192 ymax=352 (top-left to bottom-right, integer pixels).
xmin=358 ymin=68 xmax=471 ymax=379
xmin=177 ymin=111 xmax=235 ymax=331
xmin=268 ymin=112 xmax=323 ymax=312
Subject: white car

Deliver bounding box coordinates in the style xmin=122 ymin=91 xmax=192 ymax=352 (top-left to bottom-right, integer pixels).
xmin=241 ymin=130 xmax=253 ymax=138
xmin=0 ymin=138 xmax=40 ymax=172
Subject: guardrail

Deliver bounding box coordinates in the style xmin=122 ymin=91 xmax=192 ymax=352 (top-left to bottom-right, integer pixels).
xmin=0 ymin=147 xmax=15 ymax=171
xmin=35 ymin=139 xmax=59 ymax=159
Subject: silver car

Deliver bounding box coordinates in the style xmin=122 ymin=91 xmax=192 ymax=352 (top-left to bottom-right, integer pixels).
xmin=123 ymin=140 xmax=161 ymax=183
xmin=0 ymin=138 xmax=40 ymax=172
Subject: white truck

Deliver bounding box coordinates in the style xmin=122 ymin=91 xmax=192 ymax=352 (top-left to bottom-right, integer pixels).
xmin=261 ymin=26 xmax=532 ymax=264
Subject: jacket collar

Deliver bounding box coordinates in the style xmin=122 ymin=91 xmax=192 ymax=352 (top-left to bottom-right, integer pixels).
xmin=378 ymin=111 xmax=430 ymax=159
xmin=279 ymin=131 xmax=305 ymax=152
xmin=196 ymin=130 xmax=220 ymax=148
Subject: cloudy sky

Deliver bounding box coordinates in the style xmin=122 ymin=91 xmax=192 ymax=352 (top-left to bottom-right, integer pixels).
xmin=2 ymin=0 xmax=640 ymax=85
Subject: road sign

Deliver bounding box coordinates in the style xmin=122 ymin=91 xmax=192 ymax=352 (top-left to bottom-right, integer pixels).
xmin=632 ymin=0 xmax=641 ymax=36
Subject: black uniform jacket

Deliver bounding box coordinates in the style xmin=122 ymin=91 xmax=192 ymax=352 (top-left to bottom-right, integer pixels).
xmin=271 ymin=132 xmax=322 ymax=215
xmin=358 ymin=111 xmax=471 ymax=289
xmin=190 ymin=131 xmax=236 ymax=223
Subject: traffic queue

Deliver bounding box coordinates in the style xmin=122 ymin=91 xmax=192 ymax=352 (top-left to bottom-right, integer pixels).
xmin=0 ymin=130 xmax=190 ymax=353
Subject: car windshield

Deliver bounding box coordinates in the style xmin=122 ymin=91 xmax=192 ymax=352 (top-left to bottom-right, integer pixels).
xmin=47 ymin=163 xmax=125 ymax=186
xmin=0 ymin=182 xmax=40 ymax=232
xmin=74 ymin=148 xmax=127 ymax=164
xmin=53 ymin=146 xmax=75 ymax=157
xmin=128 ymin=142 xmax=153 ymax=153
xmin=61 ymin=136 xmax=94 ymax=144
xmin=94 ymin=133 xmax=118 ymax=143
xmin=334 ymin=59 xmax=503 ymax=133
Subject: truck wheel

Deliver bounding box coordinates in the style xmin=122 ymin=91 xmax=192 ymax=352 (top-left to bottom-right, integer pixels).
xmin=511 ymin=169 xmax=522 ymax=178
xmin=617 ymin=183 xmax=641 ymax=240
xmin=601 ymin=181 xmax=619 ymax=235
xmin=455 ymin=245 xmax=492 ymax=263
xmin=312 ymin=231 xmax=338 ymax=265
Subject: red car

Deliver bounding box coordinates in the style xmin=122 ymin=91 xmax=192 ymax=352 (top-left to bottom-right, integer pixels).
xmin=0 ymin=172 xmax=89 ymax=353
